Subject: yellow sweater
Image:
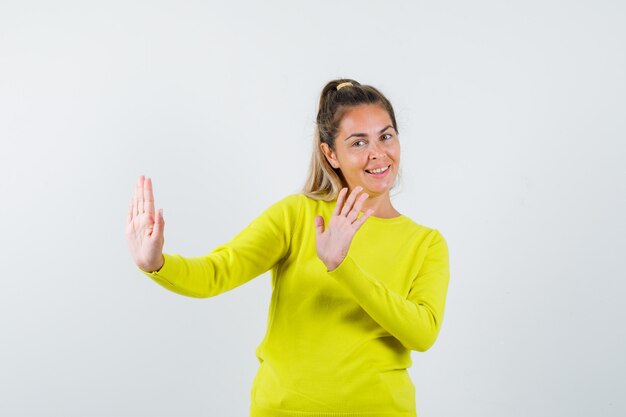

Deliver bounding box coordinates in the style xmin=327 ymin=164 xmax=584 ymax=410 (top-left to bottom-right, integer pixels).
xmin=139 ymin=193 xmax=450 ymax=417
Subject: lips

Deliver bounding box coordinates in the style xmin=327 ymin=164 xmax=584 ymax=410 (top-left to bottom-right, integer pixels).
xmin=365 ymin=164 xmax=391 ymax=174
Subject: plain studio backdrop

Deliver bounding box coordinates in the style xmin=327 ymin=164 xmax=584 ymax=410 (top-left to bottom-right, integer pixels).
xmin=1 ymin=0 xmax=624 ymax=416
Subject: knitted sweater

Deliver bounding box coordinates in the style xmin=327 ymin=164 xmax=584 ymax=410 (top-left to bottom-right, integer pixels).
xmin=139 ymin=193 xmax=450 ymax=417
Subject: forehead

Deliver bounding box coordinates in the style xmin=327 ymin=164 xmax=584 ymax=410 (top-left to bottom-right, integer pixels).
xmin=338 ymin=104 xmax=392 ymax=132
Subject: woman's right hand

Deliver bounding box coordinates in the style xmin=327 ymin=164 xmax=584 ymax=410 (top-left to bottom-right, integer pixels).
xmin=126 ymin=175 xmax=165 ymax=272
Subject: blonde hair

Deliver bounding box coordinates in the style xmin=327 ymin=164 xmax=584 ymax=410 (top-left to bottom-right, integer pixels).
xmin=302 ymin=78 xmax=401 ymax=201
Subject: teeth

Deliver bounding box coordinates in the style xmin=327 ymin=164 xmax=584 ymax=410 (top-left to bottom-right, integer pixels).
xmin=368 ymin=165 xmax=390 ymax=174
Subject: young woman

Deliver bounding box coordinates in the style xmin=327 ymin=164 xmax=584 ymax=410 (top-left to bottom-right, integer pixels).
xmin=126 ymin=79 xmax=450 ymax=417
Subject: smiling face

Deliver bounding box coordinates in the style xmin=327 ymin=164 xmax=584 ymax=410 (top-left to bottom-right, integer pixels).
xmin=321 ymin=103 xmax=400 ymax=198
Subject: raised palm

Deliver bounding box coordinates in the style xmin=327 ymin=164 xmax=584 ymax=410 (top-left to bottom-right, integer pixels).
xmin=126 ymin=175 xmax=165 ymax=272
xmin=315 ymin=186 xmax=374 ymax=271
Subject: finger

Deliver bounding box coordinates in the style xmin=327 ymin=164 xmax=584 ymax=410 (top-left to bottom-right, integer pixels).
xmin=347 ymin=192 xmax=369 ymax=223
xmin=340 ymin=186 xmax=363 ymax=217
xmin=333 ymin=188 xmax=348 ymax=217
xmin=133 ymin=178 xmax=139 ymax=217
xmin=153 ymin=208 xmax=164 ymax=239
xmin=353 ymin=208 xmax=375 ymax=230
xmin=314 ymin=215 xmax=325 ymax=236
xmin=138 ymin=175 xmax=145 ymax=214
xmin=127 ymin=199 xmax=133 ymax=224
xmin=134 ymin=176 xmax=142 ymax=216
xmin=144 ymin=177 xmax=155 ymax=217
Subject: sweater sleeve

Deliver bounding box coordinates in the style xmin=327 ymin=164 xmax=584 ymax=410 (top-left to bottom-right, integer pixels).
xmin=327 ymin=229 xmax=450 ymax=352
xmin=137 ymin=194 xmax=300 ymax=298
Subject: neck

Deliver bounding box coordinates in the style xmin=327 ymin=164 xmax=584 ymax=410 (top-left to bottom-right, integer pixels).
xmin=356 ymin=191 xmax=400 ymax=218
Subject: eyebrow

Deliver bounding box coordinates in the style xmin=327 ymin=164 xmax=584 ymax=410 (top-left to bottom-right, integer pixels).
xmin=344 ymin=125 xmax=395 ymax=141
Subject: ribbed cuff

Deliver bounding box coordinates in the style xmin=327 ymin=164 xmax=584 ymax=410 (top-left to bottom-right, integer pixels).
xmin=138 ymin=253 xmax=181 ymax=284
xmin=251 ymin=405 xmax=415 ymax=417
xmin=327 ymin=255 xmax=379 ymax=301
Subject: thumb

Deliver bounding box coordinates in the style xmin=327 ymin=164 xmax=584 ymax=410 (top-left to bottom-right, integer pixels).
xmin=314 ymin=215 xmax=325 ymax=236
xmin=153 ymin=208 xmax=165 ymax=238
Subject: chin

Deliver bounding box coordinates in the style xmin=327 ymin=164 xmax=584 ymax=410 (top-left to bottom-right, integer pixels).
xmin=364 ymin=183 xmax=393 ymax=196
xmin=363 ymin=177 xmax=396 ymax=193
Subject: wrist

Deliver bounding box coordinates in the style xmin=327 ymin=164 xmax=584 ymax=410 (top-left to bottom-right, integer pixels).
xmin=324 ymin=257 xmax=344 ymax=272
xmin=141 ymin=255 xmax=164 ymax=273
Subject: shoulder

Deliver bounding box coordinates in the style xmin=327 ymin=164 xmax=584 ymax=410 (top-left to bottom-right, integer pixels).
xmin=396 ymin=216 xmax=447 ymax=246
xmin=267 ymin=193 xmax=339 ymax=226
xmin=271 ymin=193 xmax=328 ymax=212
xmin=269 ymin=193 xmax=307 ymax=211
xmin=258 ymin=193 xmax=308 ymax=224
xmin=395 ymin=220 xmax=449 ymax=264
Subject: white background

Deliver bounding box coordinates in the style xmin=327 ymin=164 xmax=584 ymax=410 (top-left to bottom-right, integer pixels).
xmin=1 ymin=0 xmax=624 ymax=416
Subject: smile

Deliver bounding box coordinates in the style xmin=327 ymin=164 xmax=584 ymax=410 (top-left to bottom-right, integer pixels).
xmin=365 ymin=165 xmax=391 ymax=176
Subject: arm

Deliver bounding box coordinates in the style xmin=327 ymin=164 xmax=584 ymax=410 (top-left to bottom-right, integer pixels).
xmin=138 ymin=194 xmax=300 ymax=298
xmin=327 ymin=229 xmax=450 ymax=352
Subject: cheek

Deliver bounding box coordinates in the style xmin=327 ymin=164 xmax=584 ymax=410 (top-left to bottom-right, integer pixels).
xmin=391 ymin=145 xmax=401 ymax=161
xmin=342 ymin=153 xmax=365 ymax=167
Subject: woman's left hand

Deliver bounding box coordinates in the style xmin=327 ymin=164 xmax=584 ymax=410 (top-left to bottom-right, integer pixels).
xmin=315 ymin=186 xmax=375 ymax=271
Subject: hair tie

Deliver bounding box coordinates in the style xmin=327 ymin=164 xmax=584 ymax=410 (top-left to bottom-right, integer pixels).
xmin=336 ymin=82 xmax=353 ymax=91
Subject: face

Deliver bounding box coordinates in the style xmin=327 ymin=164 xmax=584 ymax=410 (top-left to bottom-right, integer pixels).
xmin=321 ymin=104 xmax=400 ymax=198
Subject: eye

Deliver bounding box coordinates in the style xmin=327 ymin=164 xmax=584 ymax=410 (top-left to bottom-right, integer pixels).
xmin=352 ymin=140 xmax=366 ymax=147
xmin=382 ymin=133 xmax=393 ymax=140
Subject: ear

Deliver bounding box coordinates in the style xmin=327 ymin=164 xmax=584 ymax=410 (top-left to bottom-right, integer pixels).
xmin=320 ymin=142 xmax=339 ymax=169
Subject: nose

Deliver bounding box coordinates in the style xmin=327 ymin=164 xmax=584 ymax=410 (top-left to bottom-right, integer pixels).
xmin=369 ymin=142 xmax=386 ymax=160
